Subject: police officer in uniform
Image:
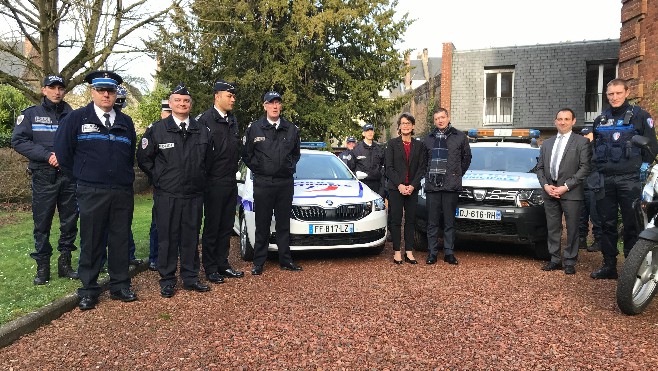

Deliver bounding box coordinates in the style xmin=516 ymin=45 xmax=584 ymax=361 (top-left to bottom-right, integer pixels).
xmin=137 ymin=83 xmax=214 ymax=298
xmin=590 ymin=78 xmax=658 ymax=279
xmin=198 ymin=80 xmax=244 ymax=282
xmin=338 ymin=136 xmax=357 ymax=169
xmin=242 ymin=91 xmax=302 ymax=275
xmin=147 ymin=100 xmax=173 ymax=272
xmin=350 ymin=124 xmax=385 ymax=195
xmin=11 ymin=75 xmax=79 ymax=285
xmin=55 ymin=71 xmax=138 ymax=310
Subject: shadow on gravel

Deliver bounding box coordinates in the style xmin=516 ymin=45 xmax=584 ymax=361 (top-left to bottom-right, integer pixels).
xmin=270 ymin=247 xmax=383 ymax=262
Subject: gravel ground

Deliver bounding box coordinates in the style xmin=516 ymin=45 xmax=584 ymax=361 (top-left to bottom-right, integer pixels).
xmin=1 ymin=237 xmax=657 ymax=370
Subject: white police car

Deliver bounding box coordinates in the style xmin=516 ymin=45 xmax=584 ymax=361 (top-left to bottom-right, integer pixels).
xmin=233 ymin=144 xmax=387 ymax=261
xmin=415 ymin=129 xmax=549 ymax=259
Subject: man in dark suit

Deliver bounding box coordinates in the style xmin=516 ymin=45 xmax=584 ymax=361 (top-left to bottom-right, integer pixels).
xmin=536 ymin=108 xmax=592 ymax=274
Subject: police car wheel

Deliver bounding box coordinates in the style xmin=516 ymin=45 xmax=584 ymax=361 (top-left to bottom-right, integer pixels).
xmin=414 ymin=228 xmax=429 ymax=252
xmin=239 ymin=214 xmax=254 ymax=261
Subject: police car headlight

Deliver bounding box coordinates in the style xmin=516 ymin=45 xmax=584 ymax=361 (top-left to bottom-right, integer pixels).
xmin=373 ymin=198 xmax=386 ymax=211
xmin=516 ymin=189 xmax=544 ymax=207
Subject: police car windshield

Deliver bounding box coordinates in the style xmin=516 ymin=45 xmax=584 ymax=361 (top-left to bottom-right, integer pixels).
xmin=294 ymin=153 xmax=355 ymax=180
xmin=470 ymin=147 xmax=539 ymax=172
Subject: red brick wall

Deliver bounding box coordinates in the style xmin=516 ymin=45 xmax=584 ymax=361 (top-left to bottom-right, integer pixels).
xmin=440 ymin=43 xmax=454 ymax=113
xmin=620 ymin=0 xmax=658 ymax=117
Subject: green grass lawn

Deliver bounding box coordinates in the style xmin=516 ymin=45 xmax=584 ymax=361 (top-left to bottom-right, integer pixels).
xmin=0 ymin=193 xmax=154 ymax=325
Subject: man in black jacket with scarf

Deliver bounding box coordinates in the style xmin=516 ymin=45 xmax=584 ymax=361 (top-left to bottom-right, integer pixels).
xmin=421 ymin=107 xmax=471 ymax=265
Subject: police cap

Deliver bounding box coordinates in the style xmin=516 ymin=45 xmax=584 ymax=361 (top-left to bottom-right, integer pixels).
xmin=84 ymin=70 xmax=123 ymax=89
xmin=161 ymin=99 xmax=172 ymax=111
xmin=214 ymin=80 xmax=236 ymax=94
xmin=346 ymin=136 xmax=357 ymax=143
xmin=171 ymin=82 xmax=191 ymax=96
xmin=263 ymin=91 xmax=282 ymax=103
xmin=362 ymin=124 xmax=374 ymax=131
xmin=43 ymin=75 xmax=66 ymax=88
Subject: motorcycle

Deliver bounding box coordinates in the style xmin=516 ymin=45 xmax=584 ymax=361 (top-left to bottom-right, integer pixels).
xmin=616 ymin=135 xmax=658 ymax=315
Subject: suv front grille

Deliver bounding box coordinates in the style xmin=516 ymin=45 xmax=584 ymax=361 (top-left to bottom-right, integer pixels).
xmin=291 ymin=203 xmax=372 ymax=221
xmin=456 ymin=219 xmax=518 ymax=236
xmin=459 ymin=189 xmax=518 ymax=207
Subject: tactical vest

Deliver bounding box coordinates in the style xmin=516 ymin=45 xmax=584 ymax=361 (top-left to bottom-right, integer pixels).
xmin=594 ymin=105 xmax=641 ymax=164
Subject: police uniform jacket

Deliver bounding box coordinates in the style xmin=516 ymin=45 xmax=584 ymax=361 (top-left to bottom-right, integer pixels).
xmin=351 ymin=141 xmax=385 ymax=182
xmin=196 ymin=107 xmax=240 ymax=186
xmin=420 ymin=126 xmax=472 ymax=193
xmin=593 ymin=101 xmax=658 ymax=175
xmin=54 ymin=102 xmax=136 ymax=189
xmin=338 ymin=149 xmax=355 ymax=170
xmin=137 ymin=115 xmax=213 ymax=198
xmin=242 ymin=116 xmax=301 ymax=180
xmin=12 ymin=98 xmax=72 ymax=171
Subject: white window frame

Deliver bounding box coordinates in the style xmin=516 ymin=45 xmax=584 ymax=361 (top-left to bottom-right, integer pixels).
xmin=585 ymin=63 xmax=618 ymax=122
xmin=483 ymin=69 xmax=514 ymax=126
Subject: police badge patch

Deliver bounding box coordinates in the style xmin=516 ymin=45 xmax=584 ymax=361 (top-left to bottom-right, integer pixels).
xmin=612 ymin=132 xmax=621 ymax=141
xmin=648 ymin=118 xmax=654 ymax=128
xmin=16 ymin=115 xmax=24 ymax=126
xmin=141 ymin=137 xmax=148 ymax=149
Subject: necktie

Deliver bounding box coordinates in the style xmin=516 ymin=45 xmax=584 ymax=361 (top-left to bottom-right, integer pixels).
xmin=550 ymin=135 xmax=563 ymax=180
xmin=181 ymin=122 xmax=187 ymax=137
xmin=103 ymin=113 xmax=111 ymax=128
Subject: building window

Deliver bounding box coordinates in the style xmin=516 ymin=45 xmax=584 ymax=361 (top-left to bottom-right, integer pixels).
xmin=585 ymin=62 xmax=617 ymax=122
xmin=483 ymin=69 xmax=514 ymax=125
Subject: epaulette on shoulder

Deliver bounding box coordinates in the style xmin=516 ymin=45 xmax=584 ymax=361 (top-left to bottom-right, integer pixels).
xmin=21 ymin=105 xmax=37 ymax=113
xmin=195 ymin=112 xmax=204 ymax=121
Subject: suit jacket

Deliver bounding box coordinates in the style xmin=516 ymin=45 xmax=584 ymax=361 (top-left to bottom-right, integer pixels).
xmin=385 ymin=136 xmax=427 ymax=190
xmin=536 ymin=132 xmax=592 ymax=200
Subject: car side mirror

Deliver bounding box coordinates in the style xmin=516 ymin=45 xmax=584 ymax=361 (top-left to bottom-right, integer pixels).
xmin=355 ymin=171 xmax=368 ymax=180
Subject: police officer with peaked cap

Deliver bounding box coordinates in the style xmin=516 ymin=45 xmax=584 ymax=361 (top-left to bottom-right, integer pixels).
xmin=11 ymin=75 xmax=79 ymax=285
xmin=198 ymin=80 xmax=244 ymax=283
xmin=350 ymin=123 xmax=385 ymax=196
xmin=590 ymin=78 xmax=658 ymax=279
xmin=137 ymin=83 xmax=214 ymax=298
xmin=147 ymin=99 xmax=174 ymax=272
xmin=54 ymin=70 xmax=138 ymax=310
xmin=242 ymin=91 xmax=303 ymax=275
xmin=338 ymin=136 xmax=357 ymax=169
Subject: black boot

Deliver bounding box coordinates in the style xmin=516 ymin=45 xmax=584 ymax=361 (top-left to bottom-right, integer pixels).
xmin=33 ymin=261 xmax=50 ymax=285
xmin=58 ymin=253 xmax=79 ymax=279
xmin=590 ymin=264 xmax=618 ymax=279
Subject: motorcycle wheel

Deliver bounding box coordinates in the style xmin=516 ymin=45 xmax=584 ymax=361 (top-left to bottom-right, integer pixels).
xmin=616 ymin=239 xmax=658 ymax=315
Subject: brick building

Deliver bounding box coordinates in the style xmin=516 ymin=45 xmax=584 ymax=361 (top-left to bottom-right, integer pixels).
xmin=620 ymin=0 xmax=658 ymax=117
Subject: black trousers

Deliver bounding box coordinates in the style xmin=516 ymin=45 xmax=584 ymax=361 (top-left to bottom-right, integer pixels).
xmin=253 ymin=178 xmax=294 ymax=267
xmin=596 ymin=173 xmax=641 ymax=265
xmin=388 ymin=189 xmax=419 ymax=252
xmin=76 ymin=185 xmax=133 ymax=298
xmin=30 ymin=169 xmax=78 ymax=263
xmin=363 ymin=179 xmax=383 ymax=197
xmin=155 ymin=194 xmax=203 ymax=287
xmin=202 ymin=184 xmax=238 ymax=274
xmin=426 ymin=191 xmax=458 ymax=256
xmin=579 ymin=187 xmax=602 ymax=240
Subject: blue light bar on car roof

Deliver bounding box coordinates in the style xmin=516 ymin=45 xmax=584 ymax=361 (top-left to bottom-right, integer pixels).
xmin=300 ymin=142 xmax=326 ymax=148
